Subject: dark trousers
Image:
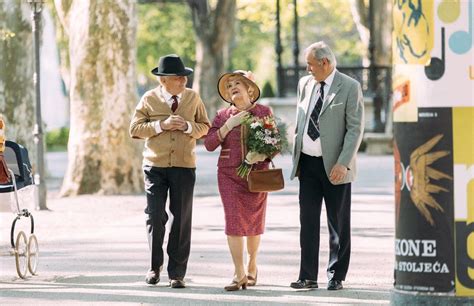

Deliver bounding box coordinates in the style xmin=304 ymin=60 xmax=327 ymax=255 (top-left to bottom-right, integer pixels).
xmin=298 ymin=153 xmax=351 ymax=282
xmin=143 ymin=165 xmax=196 ymax=279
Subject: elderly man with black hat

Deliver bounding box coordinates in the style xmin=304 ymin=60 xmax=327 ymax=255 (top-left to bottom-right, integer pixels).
xmin=130 ymin=54 xmax=210 ymax=288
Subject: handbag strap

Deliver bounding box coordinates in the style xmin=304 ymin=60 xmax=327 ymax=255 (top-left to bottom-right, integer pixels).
xmin=270 ymin=160 xmax=275 ymax=169
xmin=254 ymin=159 xmax=276 ymax=169
xmin=246 ymin=159 xmax=276 ymax=180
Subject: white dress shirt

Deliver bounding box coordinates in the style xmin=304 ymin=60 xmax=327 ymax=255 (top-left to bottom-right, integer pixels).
xmin=301 ymin=68 xmax=336 ymax=157
xmin=154 ymin=87 xmax=192 ymax=134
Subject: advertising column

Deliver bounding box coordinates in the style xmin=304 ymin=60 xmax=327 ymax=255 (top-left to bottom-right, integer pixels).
xmin=392 ymin=0 xmax=473 ymax=303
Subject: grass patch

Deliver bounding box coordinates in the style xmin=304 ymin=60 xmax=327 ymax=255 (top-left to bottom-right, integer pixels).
xmin=46 ymin=127 xmax=69 ymax=152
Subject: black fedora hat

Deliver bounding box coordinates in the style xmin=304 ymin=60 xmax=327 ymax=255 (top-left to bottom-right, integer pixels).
xmin=151 ymin=54 xmax=193 ymax=76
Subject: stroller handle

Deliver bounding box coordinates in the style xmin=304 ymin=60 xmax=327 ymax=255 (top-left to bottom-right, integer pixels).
xmin=8 ymin=169 xmax=21 ymax=214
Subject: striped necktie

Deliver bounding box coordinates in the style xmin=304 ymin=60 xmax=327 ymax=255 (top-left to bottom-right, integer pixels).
xmin=307 ymin=81 xmax=325 ymax=141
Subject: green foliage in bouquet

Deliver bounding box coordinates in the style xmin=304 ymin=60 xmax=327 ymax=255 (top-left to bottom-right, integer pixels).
xmin=236 ymin=114 xmax=289 ymax=178
xmin=243 ymin=115 xmax=282 ymax=157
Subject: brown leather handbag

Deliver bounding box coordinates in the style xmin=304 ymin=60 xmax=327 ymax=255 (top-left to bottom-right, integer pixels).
xmin=247 ymin=162 xmax=284 ymax=193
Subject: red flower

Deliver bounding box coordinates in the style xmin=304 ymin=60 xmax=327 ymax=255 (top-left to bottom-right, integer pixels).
xmin=264 ymin=122 xmax=273 ymax=129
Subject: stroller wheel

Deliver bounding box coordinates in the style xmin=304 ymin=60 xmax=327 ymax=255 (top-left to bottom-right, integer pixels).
xmin=27 ymin=234 xmax=39 ymax=275
xmin=14 ymin=231 xmax=28 ymax=279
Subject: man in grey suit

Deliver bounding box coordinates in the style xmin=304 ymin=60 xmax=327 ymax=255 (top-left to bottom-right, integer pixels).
xmin=289 ymin=41 xmax=364 ymax=291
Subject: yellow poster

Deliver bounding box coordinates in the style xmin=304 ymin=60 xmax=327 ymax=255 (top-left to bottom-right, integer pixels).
xmin=453 ymin=107 xmax=474 ymax=296
xmin=393 ymin=0 xmax=435 ymax=64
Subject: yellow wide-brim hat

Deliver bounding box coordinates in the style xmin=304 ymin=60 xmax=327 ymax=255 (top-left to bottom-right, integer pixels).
xmin=217 ymin=70 xmax=261 ymax=104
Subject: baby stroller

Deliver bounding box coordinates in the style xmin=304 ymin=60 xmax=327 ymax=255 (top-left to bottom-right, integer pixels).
xmin=0 ymin=140 xmax=39 ymax=279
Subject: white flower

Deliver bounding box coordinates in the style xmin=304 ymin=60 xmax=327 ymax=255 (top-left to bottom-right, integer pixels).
xmin=250 ymin=121 xmax=261 ymax=129
xmin=264 ymin=129 xmax=272 ymax=135
xmin=264 ymin=136 xmax=273 ymax=144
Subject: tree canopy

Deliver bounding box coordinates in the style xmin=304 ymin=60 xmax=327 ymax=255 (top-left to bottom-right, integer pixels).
xmin=137 ymin=0 xmax=364 ymax=90
xmin=137 ymin=1 xmax=195 ymax=93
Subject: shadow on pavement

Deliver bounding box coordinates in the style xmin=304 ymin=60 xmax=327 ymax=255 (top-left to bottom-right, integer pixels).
xmin=0 ymin=275 xmax=391 ymax=305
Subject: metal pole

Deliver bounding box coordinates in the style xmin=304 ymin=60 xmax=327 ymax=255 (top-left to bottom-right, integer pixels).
xmin=292 ymin=0 xmax=299 ymax=82
xmin=368 ymin=0 xmax=375 ymax=90
xmin=30 ymin=0 xmax=47 ymax=210
xmin=368 ymin=0 xmax=383 ymax=132
xmin=275 ymin=0 xmax=283 ymax=97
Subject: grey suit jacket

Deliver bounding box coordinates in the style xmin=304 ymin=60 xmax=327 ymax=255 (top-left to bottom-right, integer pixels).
xmin=290 ymin=70 xmax=364 ymax=184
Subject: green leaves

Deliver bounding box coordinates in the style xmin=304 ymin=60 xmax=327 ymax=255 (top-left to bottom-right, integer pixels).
xmin=135 ymin=0 xmax=364 ymax=89
xmin=137 ymin=3 xmax=195 ymax=83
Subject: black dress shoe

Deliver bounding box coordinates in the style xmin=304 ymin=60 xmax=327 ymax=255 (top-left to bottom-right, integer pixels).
xmin=327 ymin=279 xmax=343 ymax=290
xmin=290 ymin=279 xmax=318 ymax=289
xmin=145 ymin=270 xmax=160 ymax=285
xmin=170 ymin=279 xmax=186 ymax=288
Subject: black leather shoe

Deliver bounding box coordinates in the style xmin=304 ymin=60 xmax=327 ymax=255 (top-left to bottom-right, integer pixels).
xmin=290 ymin=279 xmax=318 ymax=289
xmin=170 ymin=279 xmax=186 ymax=288
xmin=145 ymin=270 xmax=160 ymax=285
xmin=327 ymin=279 xmax=343 ymax=290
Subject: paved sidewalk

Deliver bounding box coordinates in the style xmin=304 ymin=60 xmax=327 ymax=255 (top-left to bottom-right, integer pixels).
xmin=0 ymin=148 xmax=395 ymax=305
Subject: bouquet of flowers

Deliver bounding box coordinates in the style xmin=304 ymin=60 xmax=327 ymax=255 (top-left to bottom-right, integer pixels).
xmin=236 ymin=114 xmax=288 ymax=178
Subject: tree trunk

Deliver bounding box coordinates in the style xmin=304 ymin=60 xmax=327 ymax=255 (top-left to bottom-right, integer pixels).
xmin=371 ymin=0 xmax=392 ymax=66
xmin=0 ymin=1 xmax=36 ymax=159
xmin=55 ymin=0 xmax=142 ymax=196
xmin=187 ymin=0 xmax=236 ymax=116
xmin=350 ymin=0 xmax=392 ymax=66
xmin=351 ymin=0 xmax=393 ymax=133
xmin=194 ymin=40 xmax=225 ymax=116
xmin=350 ymin=0 xmax=370 ymax=65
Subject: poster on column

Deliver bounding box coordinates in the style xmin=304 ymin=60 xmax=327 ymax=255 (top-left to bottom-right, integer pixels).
xmin=392 ymin=0 xmax=473 ymax=295
xmin=453 ymin=107 xmax=474 ymax=296
xmin=393 ymin=107 xmax=455 ymax=292
xmin=392 ymin=0 xmax=474 ymax=122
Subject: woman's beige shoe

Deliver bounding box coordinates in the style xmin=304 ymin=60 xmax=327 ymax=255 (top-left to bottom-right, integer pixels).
xmin=247 ymin=270 xmax=258 ymax=286
xmin=224 ymin=276 xmax=248 ymax=291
